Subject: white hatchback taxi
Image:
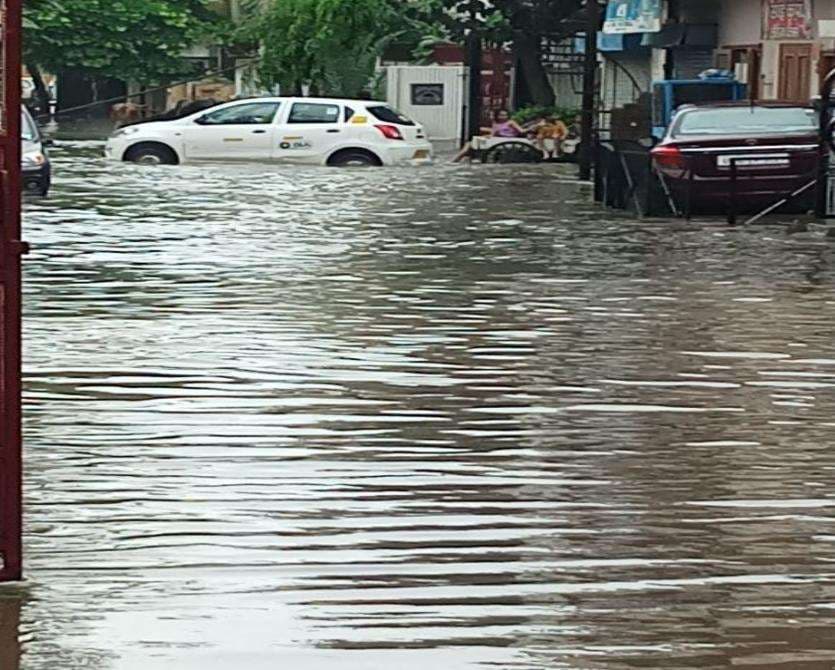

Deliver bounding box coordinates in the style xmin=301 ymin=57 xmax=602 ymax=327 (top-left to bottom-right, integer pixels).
xmin=105 ymin=97 xmax=433 ymax=167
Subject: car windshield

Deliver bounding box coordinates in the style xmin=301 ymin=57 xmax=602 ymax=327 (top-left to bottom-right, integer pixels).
xmin=674 ymin=107 xmax=817 ymax=136
xmin=367 ymin=105 xmax=415 ymax=126
xmin=21 ymin=110 xmax=38 ymax=141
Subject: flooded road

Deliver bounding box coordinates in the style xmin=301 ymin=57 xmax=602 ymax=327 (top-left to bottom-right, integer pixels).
xmin=12 ymin=142 xmax=835 ymax=669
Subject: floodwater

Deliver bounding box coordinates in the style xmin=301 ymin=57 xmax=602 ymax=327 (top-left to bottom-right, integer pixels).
xmin=10 ymin=142 xmax=835 ymax=669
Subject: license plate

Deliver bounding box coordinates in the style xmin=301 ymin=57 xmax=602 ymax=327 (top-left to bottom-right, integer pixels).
xmin=413 ymin=149 xmax=429 ymax=159
xmin=717 ymin=154 xmax=790 ymax=168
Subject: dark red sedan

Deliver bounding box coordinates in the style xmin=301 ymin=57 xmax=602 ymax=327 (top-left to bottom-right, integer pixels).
xmin=650 ymin=103 xmax=820 ymax=214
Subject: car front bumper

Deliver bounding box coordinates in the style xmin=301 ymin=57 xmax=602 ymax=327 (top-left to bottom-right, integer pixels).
xmin=104 ymin=139 xmax=122 ymax=161
xmin=22 ymin=162 xmax=51 ymax=194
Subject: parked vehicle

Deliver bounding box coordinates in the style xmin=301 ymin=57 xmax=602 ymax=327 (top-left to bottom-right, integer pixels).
xmin=104 ymin=97 xmax=433 ymax=167
xmin=21 ymin=105 xmax=51 ymax=196
xmin=651 ymin=72 xmax=747 ymax=139
xmin=651 ymin=102 xmax=819 ymax=213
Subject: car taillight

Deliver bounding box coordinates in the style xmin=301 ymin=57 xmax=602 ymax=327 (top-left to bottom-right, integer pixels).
xmin=651 ymin=145 xmax=685 ymax=169
xmin=375 ymin=124 xmax=404 ymax=140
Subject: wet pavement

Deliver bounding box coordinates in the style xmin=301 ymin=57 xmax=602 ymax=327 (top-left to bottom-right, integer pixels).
xmin=10 ymin=141 xmax=835 ymax=669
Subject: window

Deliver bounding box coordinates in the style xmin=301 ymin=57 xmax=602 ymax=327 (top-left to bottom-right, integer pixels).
xmin=411 ymin=83 xmax=444 ymax=106
xmin=21 ymin=109 xmax=38 ymax=141
xmin=200 ymin=102 xmax=280 ymax=126
xmin=674 ymin=106 xmax=817 ymax=137
xmin=344 ymin=106 xmax=355 ymax=123
xmin=367 ymin=105 xmax=415 ymax=126
xmin=288 ymin=103 xmax=341 ymax=124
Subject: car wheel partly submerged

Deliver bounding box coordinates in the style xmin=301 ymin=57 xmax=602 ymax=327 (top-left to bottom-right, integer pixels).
xmin=328 ymin=150 xmax=381 ymax=168
xmin=125 ymin=143 xmax=178 ymax=166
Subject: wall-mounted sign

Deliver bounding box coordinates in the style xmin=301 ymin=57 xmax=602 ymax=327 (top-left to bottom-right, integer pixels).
xmin=602 ymin=0 xmax=662 ymax=35
xmin=763 ymin=0 xmax=812 ymax=40
xmin=411 ymin=83 xmax=444 ymax=106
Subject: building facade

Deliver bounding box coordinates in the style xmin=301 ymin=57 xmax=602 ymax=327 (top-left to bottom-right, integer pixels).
xmin=716 ymin=0 xmax=835 ymax=101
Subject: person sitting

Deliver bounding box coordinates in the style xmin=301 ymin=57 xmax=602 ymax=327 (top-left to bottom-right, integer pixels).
xmin=490 ymin=109 xmax=525 ymax=139
xmin=453 ymin=109 xmax=525 ymax=162
xmin=535 ymin=116 xmax=569 ymax=160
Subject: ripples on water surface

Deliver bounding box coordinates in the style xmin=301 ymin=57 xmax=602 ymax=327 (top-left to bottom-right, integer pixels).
xmin=11 ymin=141 xmax=835 ymax=668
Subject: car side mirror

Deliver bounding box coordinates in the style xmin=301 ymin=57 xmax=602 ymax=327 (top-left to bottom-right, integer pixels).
xmin=43 ymin=138 xmax=55 ymax=147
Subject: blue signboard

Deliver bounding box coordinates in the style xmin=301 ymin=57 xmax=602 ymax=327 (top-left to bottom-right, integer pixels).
xmin=603 ymin=0 xmax=662 ymax=34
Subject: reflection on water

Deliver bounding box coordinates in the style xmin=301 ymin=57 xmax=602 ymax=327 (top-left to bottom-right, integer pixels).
xmin=16 ymin=141 xmax=835 ymax=668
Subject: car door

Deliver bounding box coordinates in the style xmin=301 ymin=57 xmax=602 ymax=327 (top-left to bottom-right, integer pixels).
xmin=274 ymin=101 xmax=344 ymax=164
xmin=183 ymin=101 xmax=281 ymax=161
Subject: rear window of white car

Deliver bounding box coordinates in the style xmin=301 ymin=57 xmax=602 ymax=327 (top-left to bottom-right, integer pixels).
xmin=673 ymin=106 xmax=817 ymax=136
xmin=289 ymin=103 xmax=341 ymax=124
xmin=367 ymin=105 xmax=415 ymax=126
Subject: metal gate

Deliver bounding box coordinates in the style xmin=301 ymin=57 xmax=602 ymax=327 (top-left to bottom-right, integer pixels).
xmin=0 ymin=0 xmax=24 ymax=581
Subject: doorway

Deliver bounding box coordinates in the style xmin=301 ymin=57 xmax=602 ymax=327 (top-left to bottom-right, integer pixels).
xmin=778 ymin=43 xmax=812 ymax=101
xmin=820 ymin=52 xmax=835 ymax=92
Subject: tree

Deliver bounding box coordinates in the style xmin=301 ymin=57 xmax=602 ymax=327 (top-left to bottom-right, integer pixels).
xmin=243 ymin=0 xmax=429 ymax=97
xmin=440 ymin=0 xmax=584 ymax=107
xmin=24 ymin=0 xmax=219 ymax=108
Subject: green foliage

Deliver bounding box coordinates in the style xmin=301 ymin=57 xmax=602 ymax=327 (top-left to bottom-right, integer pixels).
xmin=418 ymin=0 xmax=584 ymax=106
xmin=24 ymin=0 xmax=220 ymax=83
xmin=245 ymin=0 xmax=424 ymax=97
xmin=512 ymin=105 xmax=579 ymax=125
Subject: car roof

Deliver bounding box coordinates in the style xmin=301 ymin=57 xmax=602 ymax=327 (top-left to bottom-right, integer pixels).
xmin=677 ymin=100 xmax=812 ymax=112
xmin=226 ymin=96 xmax=387 ymax=106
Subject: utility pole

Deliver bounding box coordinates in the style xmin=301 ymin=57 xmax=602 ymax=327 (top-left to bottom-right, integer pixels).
xmin=0 ymin=0 xmax=25 ymax=582
xmin=466 ymin=0 xmax=483 ymax=141
xmin=579 ymin=0 xmax=600 ymax=181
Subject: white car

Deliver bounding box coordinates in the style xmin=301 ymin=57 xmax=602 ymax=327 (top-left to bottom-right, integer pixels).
xmin=104 ymin=96 xmax=433 ymax=167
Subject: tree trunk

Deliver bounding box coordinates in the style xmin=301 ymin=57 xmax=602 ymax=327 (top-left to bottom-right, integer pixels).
xmin=514 ymin=30 xmax=555 ymax=107
xmin=25 ymin=61 xmax=51 ymax=118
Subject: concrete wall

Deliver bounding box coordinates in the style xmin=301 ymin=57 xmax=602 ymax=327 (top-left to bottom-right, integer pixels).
xmin=815 ymin=0 xmax=835 ymax=22
xmin=680 ymin=0 xmax=721 ymax=24
xmin=718 ymin=0 xmax=761 ymax=46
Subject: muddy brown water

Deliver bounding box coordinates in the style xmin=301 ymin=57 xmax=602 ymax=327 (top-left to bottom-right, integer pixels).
xmin=9 ymin=141 xmax=835 ymax=669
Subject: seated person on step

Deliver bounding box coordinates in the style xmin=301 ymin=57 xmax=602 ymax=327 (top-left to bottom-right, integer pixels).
xmin=535 ymin=116 xmax=568 ymax=160
xmin=453 ymin=109 xmax=525 ymax=163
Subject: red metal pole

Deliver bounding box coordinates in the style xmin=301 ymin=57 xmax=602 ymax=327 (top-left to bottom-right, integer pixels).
xmin=0 ymin=0 xmax=25 ymax=581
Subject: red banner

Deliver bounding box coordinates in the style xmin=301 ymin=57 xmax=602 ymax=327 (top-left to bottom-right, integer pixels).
xmin=763 ymin=0 xmax=812 ymax=40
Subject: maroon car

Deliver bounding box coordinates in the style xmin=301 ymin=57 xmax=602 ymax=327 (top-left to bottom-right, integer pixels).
xmin=651 ymin=102 xmax=820 ymax=213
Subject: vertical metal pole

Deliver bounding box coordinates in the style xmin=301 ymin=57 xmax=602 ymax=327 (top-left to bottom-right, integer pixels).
xmin=0 ymin=0 xmax=24 ymax=582
xmin=816 ymin=69 xmax=835 ymax=219
xmin=579 ymin=0 xmax=600 ymax=181
xmin=728 ymin=159 xmax=738 ymax=226
xmin=685 ymin=163 xmax=693 ymax=221
xmin=466 ymin=3 xmax=482 ymax=142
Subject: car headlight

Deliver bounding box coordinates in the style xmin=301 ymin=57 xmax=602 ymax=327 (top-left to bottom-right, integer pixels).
xmin=21 ymin=151 xmax=45 ymax=168
xmin=111 ymin=126 xmax=140 ymax=139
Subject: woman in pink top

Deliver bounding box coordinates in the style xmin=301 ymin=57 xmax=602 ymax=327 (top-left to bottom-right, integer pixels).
xmin=490 ymin=109 xmax=524 ymax=138
xmin=453 ymin=109 xmax=525 ymax=162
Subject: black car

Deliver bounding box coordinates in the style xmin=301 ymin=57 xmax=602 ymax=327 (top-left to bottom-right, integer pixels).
xmin=21 ymin=105 xmax=51 ymax=196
